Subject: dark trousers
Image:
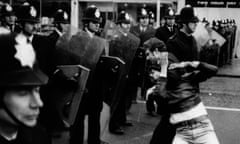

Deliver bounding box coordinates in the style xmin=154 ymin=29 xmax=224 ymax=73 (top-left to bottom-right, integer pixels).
xmin=150 ymin=114 xmax=176 ymax=144
xmin=146 ymin=95 xmax=167 ymax=115
xmin=70 ymin=98 xmax=102 ymax=144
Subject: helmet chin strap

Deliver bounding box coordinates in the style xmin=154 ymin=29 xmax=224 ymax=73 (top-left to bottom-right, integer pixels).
xmin=2 ymin=102 xmax=29 ymax=128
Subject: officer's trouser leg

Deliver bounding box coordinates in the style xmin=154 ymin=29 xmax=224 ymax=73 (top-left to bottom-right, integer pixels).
xmin=87 ymin=110 xmax=101 ymax=144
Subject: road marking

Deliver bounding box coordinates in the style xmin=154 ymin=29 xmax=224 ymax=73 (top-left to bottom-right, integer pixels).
xmin=130 ymin=132 xmax=153 ymax=141
xmin=206 ymin=106 xmax=240 ymax=112
xmin=137 ymin=101 xmax=240 ymax=112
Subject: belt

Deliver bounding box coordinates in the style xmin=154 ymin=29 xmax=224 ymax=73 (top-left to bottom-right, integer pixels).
xmin=174 ymin=115 xmax=208 ymax=128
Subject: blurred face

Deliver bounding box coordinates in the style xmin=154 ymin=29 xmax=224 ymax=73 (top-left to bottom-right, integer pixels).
xmin=23 ymin=22 xmax=37 ymax=36
xmin=183 ymin=22 xmax=198 ymax=34
xmin=166 ymin=18 xmax=175 ymax=27
xmin=188 ymin=22 xmax=198 ymax=33
xmin=4 ymin=15 xmax=16 ymax=25
xmin=88 ymin=21 xmax=100 ymax=33
xmin=139 ymin=17 xmax=149 ymax=27
xmin=120 ymin=23 xmax=131 ymax=32
xmin=2 ymin=86 xmax=43 ymax=127
xmin=160 ymin=18 xmax=166 ymax=26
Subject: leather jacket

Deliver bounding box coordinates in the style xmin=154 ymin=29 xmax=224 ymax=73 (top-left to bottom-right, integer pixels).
xmin=166 ymin=53 xmax=218 ymax=113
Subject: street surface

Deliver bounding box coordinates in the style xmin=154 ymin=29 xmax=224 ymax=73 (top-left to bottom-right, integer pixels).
xmin=53 ymin=59 xmax=240 ymax=144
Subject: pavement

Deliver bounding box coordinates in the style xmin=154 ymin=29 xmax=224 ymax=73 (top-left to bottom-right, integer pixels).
xmin=53 ymin=58 xmax=240 ymax=144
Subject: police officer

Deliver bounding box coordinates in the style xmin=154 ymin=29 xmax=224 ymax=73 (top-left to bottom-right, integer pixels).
xmin=130 ymin=8 xmax=156 ymax=46
xmin=16 ymin=3 xmax=39 ymax=37
xmin=82 ymin=5 xmax=102 ymax=37
xmin=16 ymin=2 xmax=54 ymax=76
xmin=0 ymin=3 xmax=17 ymax=33
xmin=70 ymin=5 xmax=108 ymax=144
xmin=0 ymin=33 xmax=51 ymax=144
xmin=148 ymin=11 xmax=156 ymax=28
xmin=49 ymin=9 xmax=70 ymax=45
xmin=155 ymin=8 xmax=176 ymax=44
xmin=129 ymin=8 xmax=156 ymax=103
xmin=108 ymin=11 xmax=140 ymax=135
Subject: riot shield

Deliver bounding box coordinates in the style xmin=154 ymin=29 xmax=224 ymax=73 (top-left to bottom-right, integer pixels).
xmin=49 ymin=65 xmax=90 ymax=126
xmin=56 ymin=26 xmax=106 ymax=71
xmin=104 ymin=21 xmax=140 ymax=75
xmin=93 ymin=55 xmax=125 ymax=106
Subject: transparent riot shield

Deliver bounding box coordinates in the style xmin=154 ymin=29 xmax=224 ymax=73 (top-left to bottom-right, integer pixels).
xmin=56 ymin=25 xmax=106 ymax=71
xmin=103 ymin=20 xmax=140 ymax=75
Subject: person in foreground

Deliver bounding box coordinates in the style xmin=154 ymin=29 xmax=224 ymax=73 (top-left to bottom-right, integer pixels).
xmin=166 ymin=6 xmax=220 ymax=144
xmin=0 ymin=33 xmax=51 ymax=144
xmin=150 ymin=5 xmax=220 ymax=144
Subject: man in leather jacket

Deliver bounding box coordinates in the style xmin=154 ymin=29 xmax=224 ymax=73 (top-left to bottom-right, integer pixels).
xmin=150 ymin=6 xmax=220 ymax=144
xmin=166 ymin=6 xmax=220 ymax=144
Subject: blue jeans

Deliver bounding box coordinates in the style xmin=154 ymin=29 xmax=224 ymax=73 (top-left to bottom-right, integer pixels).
xmin=173 ymin=118 xmax=220 ymax=144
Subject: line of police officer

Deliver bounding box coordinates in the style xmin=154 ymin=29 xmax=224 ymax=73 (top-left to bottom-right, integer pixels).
xmin=0 ymin=2 xmax=180 ymax=144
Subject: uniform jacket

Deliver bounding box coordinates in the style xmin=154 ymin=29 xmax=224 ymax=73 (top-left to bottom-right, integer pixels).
xmin=166 ymin=53 xmax=218 ymax=113
xmin=0 ymin=126 xmax=51 ymax=144
xmin=167 ymin=30 xmax=200 ymax=62
xmin=32 ymin=34 xmax=56 ymax=76
xmin=130 ymin=24 xmax=155 ymax=46
xmin=155 ymin=25 xmax=175 ymax=44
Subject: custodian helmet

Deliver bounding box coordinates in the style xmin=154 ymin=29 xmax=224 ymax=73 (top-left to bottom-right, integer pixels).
xmin=82 ymin=5 xmax=101 ymax=23
xmin=138 ymin=8 xmax=149 ymax=19
xmin=179 ymin=6 xmax=199 ymax=23
xmin=53 ymin=9 xmax=69 ymax=24
xmin=1 ymin=3 xmax=15 ymax=18
xmin=16 ymin=2 xmax=39 ymax=23
xmin=164 ymin=8 xmax=175 ymax=19
xmin=117 ymin=11 xmax=130 ymax=24
xmin=0 ymin=33 xmax=48 ymax=87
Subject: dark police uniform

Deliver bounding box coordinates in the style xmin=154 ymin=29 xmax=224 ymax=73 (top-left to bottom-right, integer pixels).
xmin=0 ymin=126 xmax=51 ymax=144
xmin=155 ymin=8 xmax=176 ymax=44
xmin=57 ymin=29 xmax=107 ymax=144
xmin=67 ymin=6 xmax=108 ymax=143
xmin=108 ymin=28 xmax=140 ymax=133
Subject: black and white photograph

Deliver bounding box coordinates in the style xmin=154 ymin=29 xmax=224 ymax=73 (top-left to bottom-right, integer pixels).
xmin=0 ymin=0 xmax=239 ymax=144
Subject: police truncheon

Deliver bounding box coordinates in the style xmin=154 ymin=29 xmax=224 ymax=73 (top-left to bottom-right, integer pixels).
xmin=52 ymin=65 xmax=90 ymax=126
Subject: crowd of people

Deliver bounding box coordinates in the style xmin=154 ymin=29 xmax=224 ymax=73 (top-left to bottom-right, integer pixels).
xmin=0 ymin=1 xmax=233 ymax=144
